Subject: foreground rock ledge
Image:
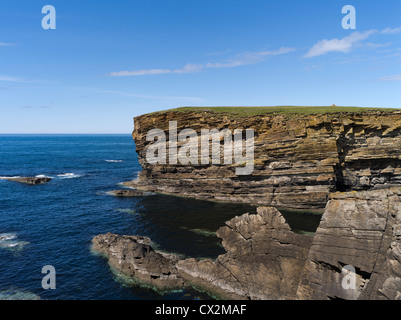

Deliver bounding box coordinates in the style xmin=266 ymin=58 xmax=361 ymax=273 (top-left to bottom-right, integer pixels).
xmin=93 ymin=187 xmax=401 ymax=300
xmin=92 ymin=207 xmax=313 ymax=299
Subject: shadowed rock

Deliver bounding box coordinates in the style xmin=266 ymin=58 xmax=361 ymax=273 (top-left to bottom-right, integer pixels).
xmin=108 ymin=189 xmax=149 ymax=197
xmin=176 ymin=207 xmax=313 ymax=299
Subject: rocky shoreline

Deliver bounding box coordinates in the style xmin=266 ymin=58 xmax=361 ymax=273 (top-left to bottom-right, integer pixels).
xmin=93 ymin=109 xmax=401 ymax=300
xmin=92 ymin=187 xmax=401 ymax=300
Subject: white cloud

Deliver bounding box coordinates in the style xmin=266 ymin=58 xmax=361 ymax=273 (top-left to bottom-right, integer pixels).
xmin=0 ymin=42 xmax=14 ymax=46
xmin=365 ymin=42 xmax=392 ymax=49
xmin=381 ymin=27 xmax=401 ymax=34
xmin=101 ymin=90 xmax=202 ymax=102
xmin=304 ymin=30 xmax=376 ymax=58
xmin=378 ymin=75 xmax=401 ymax=81
xmin=0 ymin=75 xmax=27 ymax=82
xmin=109 ymin=47 xmax=295 ymax=77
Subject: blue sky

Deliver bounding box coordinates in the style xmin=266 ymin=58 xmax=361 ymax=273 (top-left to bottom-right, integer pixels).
xmin=0 ymin=0 xmax=400 ymax=133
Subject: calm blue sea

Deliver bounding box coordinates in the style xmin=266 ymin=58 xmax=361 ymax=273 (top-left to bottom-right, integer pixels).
xmin=0 ymin=135 xmax=321 ymax=300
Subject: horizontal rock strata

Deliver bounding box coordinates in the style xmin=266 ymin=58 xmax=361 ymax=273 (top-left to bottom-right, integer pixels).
xmin=128 ymin=110 xmax=401 ymax=209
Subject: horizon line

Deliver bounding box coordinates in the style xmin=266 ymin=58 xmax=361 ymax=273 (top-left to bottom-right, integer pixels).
xmin=0 ymin=133 xmax=132 ymax=135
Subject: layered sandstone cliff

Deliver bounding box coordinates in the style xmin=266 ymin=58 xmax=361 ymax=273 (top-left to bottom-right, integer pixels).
xmin=127 ymin=109 xmax=401 ymax=209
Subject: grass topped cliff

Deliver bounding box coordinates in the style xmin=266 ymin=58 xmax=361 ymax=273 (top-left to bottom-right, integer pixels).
xmin=153 ymin=106 xmax=401 ymax=118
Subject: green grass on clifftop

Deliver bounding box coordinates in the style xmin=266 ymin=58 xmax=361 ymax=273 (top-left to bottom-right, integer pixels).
xmin=153 ymin=106 xmax=400 ymax=118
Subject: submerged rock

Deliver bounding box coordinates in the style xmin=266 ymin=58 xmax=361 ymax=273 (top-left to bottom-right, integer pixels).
xmin=0 ymin=287 xmax=40 ymax=300
xmin=0 ymin=176 xmax=51 ymax=185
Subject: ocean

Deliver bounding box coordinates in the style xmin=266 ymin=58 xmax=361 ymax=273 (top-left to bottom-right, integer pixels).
xmin=0 ymin=134 xmax=321 ymax=300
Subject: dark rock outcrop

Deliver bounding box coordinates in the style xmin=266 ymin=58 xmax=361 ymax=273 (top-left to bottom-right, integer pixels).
xmin=127 ymin=110 xmax=401 ymax=209
xmin=92 ymin=207 xmax=313 ymax=299
xmin=0 ymin=176 xmax=52 ymax=185
xmin=91 ymin=233 xmax=185 ymax=289
xmin=108 ymin=189 xmax=150 ymax=197
xmin=176 ymin=207 xmax=313 ymax=299
xmin=93 ymin=188 xmax=401 ymax=300
xmin=296 ymin=187 xmax=401 ymax=300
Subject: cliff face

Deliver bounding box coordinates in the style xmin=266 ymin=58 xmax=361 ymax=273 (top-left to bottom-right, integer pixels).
xmin=129 ymin=110 xmax=401 ymax=209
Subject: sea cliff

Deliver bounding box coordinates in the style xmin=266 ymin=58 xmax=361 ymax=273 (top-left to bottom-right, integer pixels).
xmin=127 ymin=107 xmax=401 ymax=209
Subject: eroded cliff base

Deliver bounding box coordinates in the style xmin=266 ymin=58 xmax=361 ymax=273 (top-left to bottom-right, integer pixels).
xmin=92 ymin=187 xmax=401 ymax=300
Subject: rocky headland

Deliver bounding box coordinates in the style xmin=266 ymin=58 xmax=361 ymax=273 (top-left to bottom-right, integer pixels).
xmin=94 ymin=107 xmax=401 ymax=300
xmin=127 ymin=108 xmax=401 ymax=209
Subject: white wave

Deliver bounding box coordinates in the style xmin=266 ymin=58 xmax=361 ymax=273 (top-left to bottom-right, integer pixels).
xmin=0 ymin=233 xmax=29 ymax=250
xmin=35 ymin=175 xmax=53 ymax=178
xmin=105 ymin=160 xmax=123 ymax=163
xmin=56 ymin=173 xmax=82 ymax=179
xmin=0 ymin=233 xmax=17 ymax=241
xmin=0 ymin=176 xmax=21 ymax=179
xmin=0 ymin=241 xmax=19 ymax=248
xmin=0 ymin=240 xmax=30 ymax=250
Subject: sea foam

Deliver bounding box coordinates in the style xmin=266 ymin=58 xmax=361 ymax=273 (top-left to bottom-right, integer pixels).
xmin=56 ymin=173 xmax=82 ymax=179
